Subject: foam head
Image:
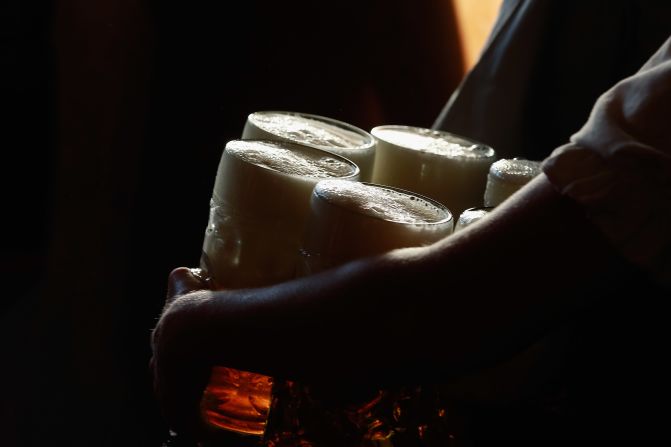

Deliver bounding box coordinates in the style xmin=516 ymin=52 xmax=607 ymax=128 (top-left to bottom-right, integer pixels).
xmin=370 ymin=125 xmax=496 ymax=217
xmin=371 ymin=127 xmax=494 ymax=160
xmin=203 ymin=140 xmax=359 ymax=288
xmin=300 ymin=180 xmax=453 ymax=273
xmin=484 ymin=158 xmax=542 ymax=207
xmin=212 ymin=139 xmax=359 ymax=214
xmin=243 ymin=111 xmax=377 ymax=180
xmin=315 ymin=180 xmax=449 ymax=224
xmin=455 ymin=206 xmax=494 ymax=231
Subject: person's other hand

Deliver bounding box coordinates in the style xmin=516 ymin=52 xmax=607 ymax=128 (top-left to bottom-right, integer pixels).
xmin=150 ymin=267 xmax=212 ymax=440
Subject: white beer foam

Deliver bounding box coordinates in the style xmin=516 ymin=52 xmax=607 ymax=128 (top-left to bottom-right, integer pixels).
xmin=373 ymin=127 xmax=495 ymax=159
xmin=315 ymin=180 xmax=449 ymax=224
xmin=457 ymin=208 xmax=491 ymax=227
xmin=488 ymin=158 xmax=542 ymax=184
xmin=227 ymin=140 xmax=356 ymax=178
xmin=249 ymin=112 xmax=369 ymax=148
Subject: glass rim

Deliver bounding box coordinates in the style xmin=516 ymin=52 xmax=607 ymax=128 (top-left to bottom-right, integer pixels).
xmin=488 ymin=158 xmax=543 ymax=183
xmin=370 ymin=124 xmax=495 ymax=158
xmin=224 ymin=139 xmax=361 ymax=182
xmin=312 ymin=179 xmax=454 ymax=226
xmin=246 ymin=110 xmax=376 ymax=151
xmin=460 ymin=206 xmax=496 ymax=214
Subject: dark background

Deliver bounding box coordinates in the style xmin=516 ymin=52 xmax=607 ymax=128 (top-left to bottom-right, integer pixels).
xmin=7 ymin=1 xmax=670 ymax=446
xmin=1 ymin=1 xmax=464 ymax=445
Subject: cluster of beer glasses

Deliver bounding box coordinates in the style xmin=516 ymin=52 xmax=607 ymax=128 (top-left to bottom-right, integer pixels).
xmin=192 ymin=110 xmax=542 ymax=446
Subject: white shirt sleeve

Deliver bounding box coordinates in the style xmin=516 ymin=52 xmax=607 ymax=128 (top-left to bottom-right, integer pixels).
xmin=542 ymin=36 xmax=671 ymax=287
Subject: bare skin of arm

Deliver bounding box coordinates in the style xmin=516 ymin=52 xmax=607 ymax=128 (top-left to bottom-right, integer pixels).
xmin=151 ymin=173 xmax=629 ymax=435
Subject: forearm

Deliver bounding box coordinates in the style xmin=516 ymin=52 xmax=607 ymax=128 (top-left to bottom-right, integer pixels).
xmin=170 ymin=174 xmax=629 ymax=385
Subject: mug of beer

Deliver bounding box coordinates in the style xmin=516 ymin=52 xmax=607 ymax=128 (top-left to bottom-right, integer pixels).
xmin=199 ymin=139 xmax=360 ymax=440
xmin=454 ymin=206 xmax=494 ymax=232
xmin=242 ymin=110 xmax=377 ymax=181
xmin=371 ymin=125 xmax=496 ymax=218
xmin=483 ymin=158 xmax=542 ymax=207
xmin=298 ymin=180 xmax=454 ymax=275
xmin=266 ymin=180 xmax=455 ymax=447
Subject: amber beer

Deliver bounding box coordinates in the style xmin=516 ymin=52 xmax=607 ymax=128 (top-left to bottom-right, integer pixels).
xmin=199 ymin=140 xmax=359 ymax=438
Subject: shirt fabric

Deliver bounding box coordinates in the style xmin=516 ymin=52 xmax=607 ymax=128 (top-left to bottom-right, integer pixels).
xmin=432 ymin=3 xmax=671 ymax=444
xmin=434 ymin=0 xmax=671 ymax=288
xmin=543 ymin=37 xmax=671 ymax=288
xmin=433 ymin=0 xmax=671 ymax=161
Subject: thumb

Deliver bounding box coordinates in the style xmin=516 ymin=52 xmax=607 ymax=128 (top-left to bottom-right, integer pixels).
xmin=167 ymin=267 xmax=209 ymax=301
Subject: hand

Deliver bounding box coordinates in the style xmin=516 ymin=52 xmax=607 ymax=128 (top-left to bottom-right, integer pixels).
xmin=150 ymin=267 xmax=213 ymax=440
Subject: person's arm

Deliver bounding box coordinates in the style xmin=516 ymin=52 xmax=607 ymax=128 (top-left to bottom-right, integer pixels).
xmin=152 ymin=33 xmax=671 ymax=439
xmin=151 ymin=172 xmax=629 ymax=435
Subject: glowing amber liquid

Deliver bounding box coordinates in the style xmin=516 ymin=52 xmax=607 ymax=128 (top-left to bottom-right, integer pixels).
xmin=201 ymin=367 xmax=274 ymax=435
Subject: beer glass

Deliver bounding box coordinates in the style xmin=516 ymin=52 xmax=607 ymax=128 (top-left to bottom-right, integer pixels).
xmin=199 ymin=140 xmax=360 ymax=440
xmin=267 ymin=180 xmax=455 ymax=447
xmin=242 ymin=110 xmax=377 ymax=181
xmin=371 ymin=125 xmax=496 ymax=218
xmin=483 ymin=158 xmax=541 ymax=207
xmin=298 ymin=180 xmax=454 ymax=274
xmin=454 ymin=206 xmax=494 ymax=232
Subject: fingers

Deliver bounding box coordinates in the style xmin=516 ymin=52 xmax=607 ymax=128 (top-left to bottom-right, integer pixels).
xmin=151 ymin=267 xmax=213 ymax=439
xmin=151 ymin=304 xmax=213 ymax=440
